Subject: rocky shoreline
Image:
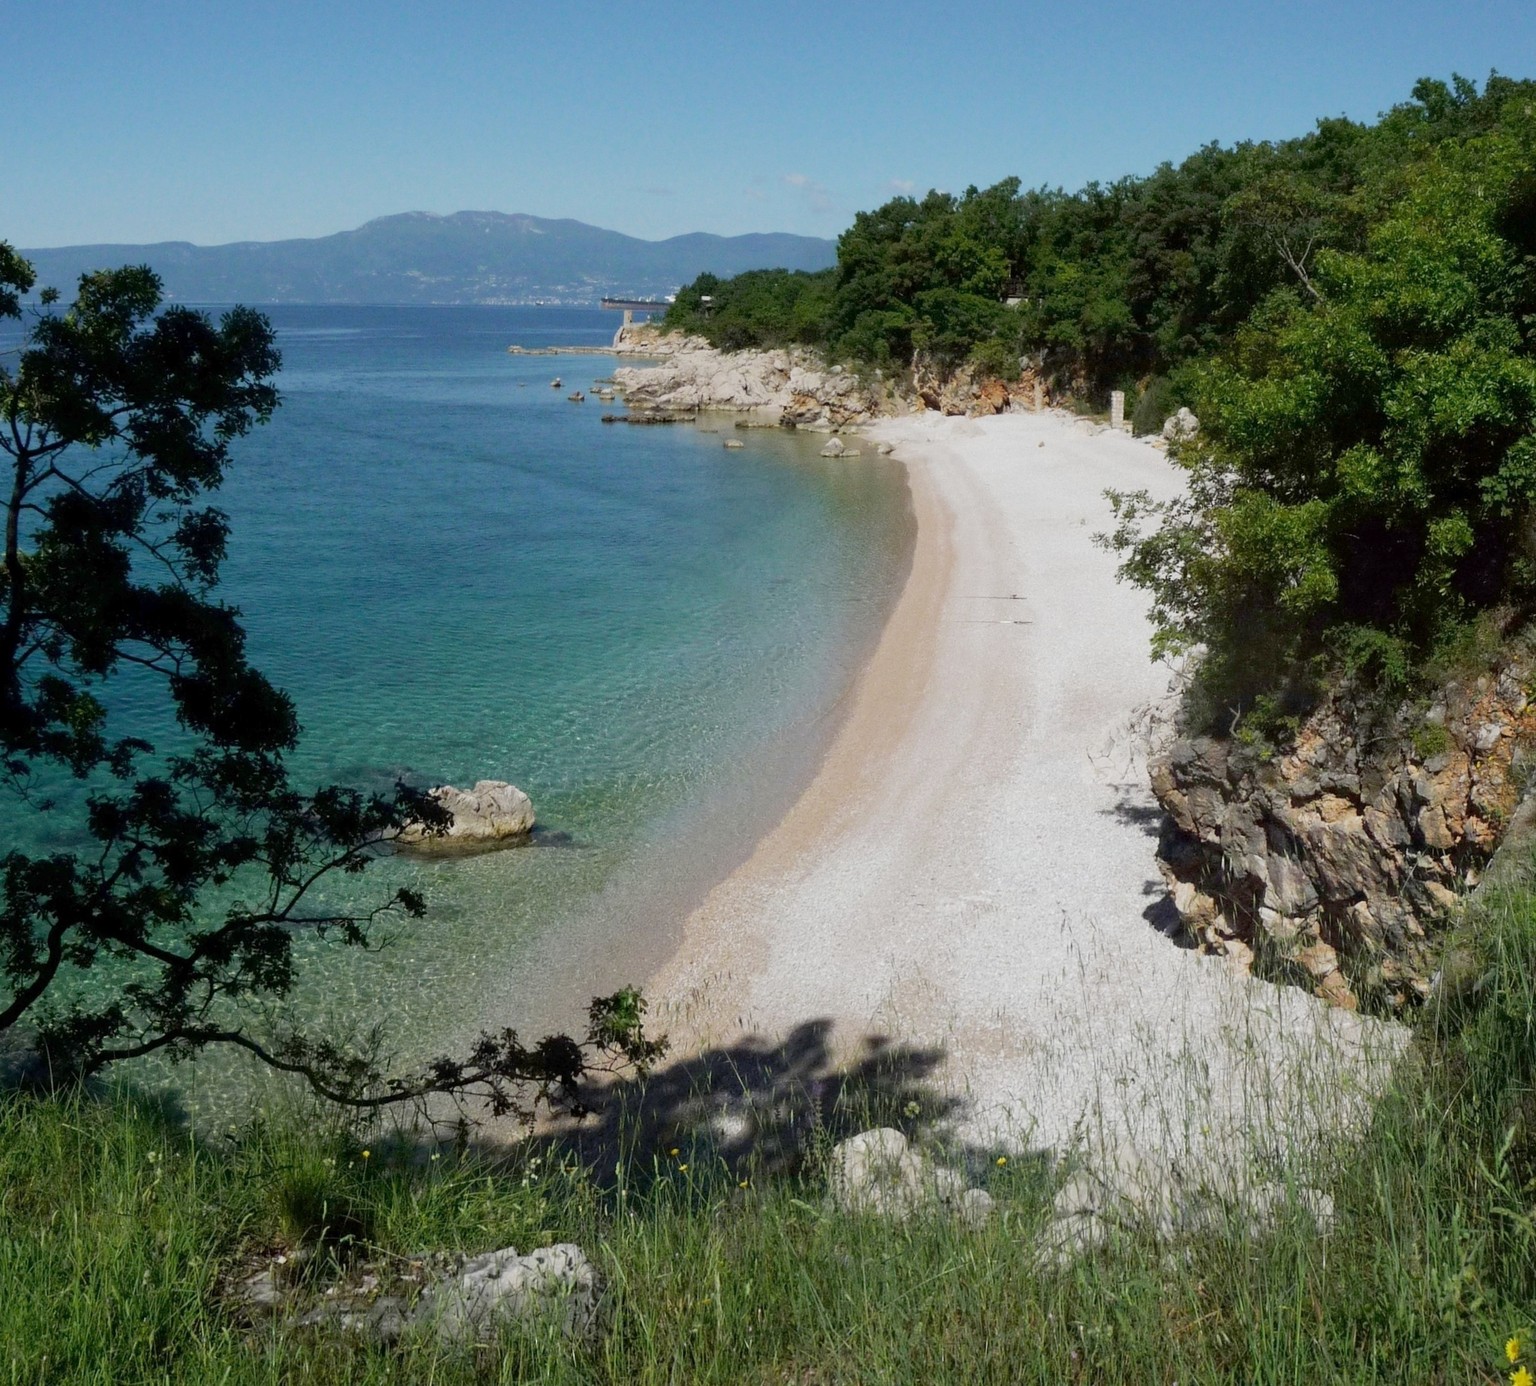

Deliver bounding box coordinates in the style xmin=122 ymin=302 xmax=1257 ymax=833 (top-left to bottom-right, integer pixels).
xmin=605 ymin=325 xmax=1046 ymax=432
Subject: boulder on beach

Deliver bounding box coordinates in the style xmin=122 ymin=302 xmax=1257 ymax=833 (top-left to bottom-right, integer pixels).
xmin=396 ymin=780 xmax=535 ymax=853
xmin=1161 ymin=406 xmax=1199 ymax=441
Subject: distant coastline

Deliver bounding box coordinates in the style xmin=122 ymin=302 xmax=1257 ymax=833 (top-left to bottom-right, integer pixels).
xmin=19 ymin=210 xmax=836 ymax=307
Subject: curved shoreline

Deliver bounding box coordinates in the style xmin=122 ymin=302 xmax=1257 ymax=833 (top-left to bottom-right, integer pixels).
xmin=643 ymin=409 xmax=1405 ymax=1169
xmin=462 ymin=427 xmax=919 ymax=1056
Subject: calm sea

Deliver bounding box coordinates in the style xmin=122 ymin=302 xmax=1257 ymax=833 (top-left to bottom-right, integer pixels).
xmin=12 ymin=305 xmax=912 ymax=1116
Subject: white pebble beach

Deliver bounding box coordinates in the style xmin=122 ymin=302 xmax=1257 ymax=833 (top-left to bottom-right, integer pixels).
xmin=647 ymin=408 xmax=1407 ymax=1174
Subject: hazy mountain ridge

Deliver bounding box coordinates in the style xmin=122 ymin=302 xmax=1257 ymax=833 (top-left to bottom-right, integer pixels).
xmin=19 ymin=211 xmax=837 ymax=305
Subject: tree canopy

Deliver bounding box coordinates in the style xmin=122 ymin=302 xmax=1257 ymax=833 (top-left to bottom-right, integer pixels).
xmin=665 ymin=74 xmax=1536 ymax=715
xmin=1107 ymin=93 xmax=1536 ymax=710
xmin=665 ymin=74 xmax=1536 ymax=412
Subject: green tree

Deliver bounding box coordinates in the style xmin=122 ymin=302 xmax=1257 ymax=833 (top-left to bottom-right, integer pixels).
xmin=1105 ymin=99 xmax=1536 ymax=707
xmin=0 ymin=252 xmax=661 ymax=1114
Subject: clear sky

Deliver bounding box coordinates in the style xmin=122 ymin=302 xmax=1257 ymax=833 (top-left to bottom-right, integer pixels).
xmin=6 ymin=0 xmax=1534 ymax=249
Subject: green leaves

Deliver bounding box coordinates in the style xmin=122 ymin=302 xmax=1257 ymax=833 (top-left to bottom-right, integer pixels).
xmin=1107 ymin=88 xmax=1536 ymax=712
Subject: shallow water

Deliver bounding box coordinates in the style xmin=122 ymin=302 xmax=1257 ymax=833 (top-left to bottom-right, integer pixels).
xmin=3 ymin=305 xmax=912 ymax=1119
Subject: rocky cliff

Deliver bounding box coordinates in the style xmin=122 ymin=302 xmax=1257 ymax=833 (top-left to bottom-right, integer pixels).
xmin=1152 ymin=657 xmax=1535 ymax=1010
xmin=610 ymin=329 xmax=1037 ymax=429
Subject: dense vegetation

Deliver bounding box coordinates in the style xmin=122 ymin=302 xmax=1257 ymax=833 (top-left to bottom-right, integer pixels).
xmin=6 ymin=867 xmax=1536 ymax=1382
xmin=1108 ymin=83 xmax=1536 ymax=712
xmin=667 ymin=75 xmax=1532 ymax=394
xmin=671 ymin=74 xmax=1536 ymax=713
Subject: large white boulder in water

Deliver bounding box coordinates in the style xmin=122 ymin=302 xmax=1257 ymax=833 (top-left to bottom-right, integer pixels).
xmin=396 ymin=780 xmax=535 ymax=852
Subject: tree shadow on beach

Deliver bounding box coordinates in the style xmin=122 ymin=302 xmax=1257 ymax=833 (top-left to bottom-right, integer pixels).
xmin=1102 ymin=793 xmax=1165 ymax=838
xmin=534 ymin=1018 xmax=963 ymax=1189
xmin=1100 ymin=794 xmax=1199 ymax=951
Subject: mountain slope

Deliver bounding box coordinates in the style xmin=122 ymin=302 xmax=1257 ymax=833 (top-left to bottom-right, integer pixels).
xmin=19 ymin=211 xmax=837 ymax=305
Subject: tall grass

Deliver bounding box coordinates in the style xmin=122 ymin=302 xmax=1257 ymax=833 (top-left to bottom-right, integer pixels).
xmin=6 ymin=880 xmax=1536 ymax=1383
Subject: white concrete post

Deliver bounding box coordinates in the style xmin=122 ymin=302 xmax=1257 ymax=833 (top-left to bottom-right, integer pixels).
xmin=1110 ymin=390 xmax=1125 ymax=430
xmin=1033 ymin=380 xmax=1044 ymax=412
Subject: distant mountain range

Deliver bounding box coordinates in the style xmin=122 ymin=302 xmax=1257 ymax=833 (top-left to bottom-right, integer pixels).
xmin=19 ymin=211 xmax=838 ymax=306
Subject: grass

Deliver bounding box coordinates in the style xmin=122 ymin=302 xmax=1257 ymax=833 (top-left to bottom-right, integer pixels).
xmin=7 ymin=880 xmax=1536 ymax=1382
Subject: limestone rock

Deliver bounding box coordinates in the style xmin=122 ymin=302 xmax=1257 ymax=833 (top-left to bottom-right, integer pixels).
xmin=612 ymin=338 xmax=887 ymax=428
xmin=414 ymin=1244 xmax=600 ymax=1344
xmin=397 ymin=781 xmax=535 ymax=853
xmin=974 ymin=379 xmax=1010 ymax=414
xmin=819 ymin=437 xmax=846 ymax=458
xmin=1152 ymin=656 xmax=1536 ymax=1008
xmin=826 ymin=1128 xmax=994 ymax=1225
xmin=1161 ymin=407 xmax=1199 ymax=441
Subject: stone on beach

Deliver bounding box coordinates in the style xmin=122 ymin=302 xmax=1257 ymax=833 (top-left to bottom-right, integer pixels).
xmin=397 ymin=780 xmax=535 ymax=852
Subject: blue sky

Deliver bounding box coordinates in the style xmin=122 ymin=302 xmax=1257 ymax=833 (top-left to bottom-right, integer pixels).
xmin=6 ymin=0 xmax=1533 ymax=248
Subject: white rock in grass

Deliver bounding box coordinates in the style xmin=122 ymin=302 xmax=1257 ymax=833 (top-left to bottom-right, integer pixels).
xmin=413 ymin=1244 xmax=601 ymax=1344
xmin=1038 ymin=1142 xmax=1337 ymax=1264
xmin=826 ymin=1128 xmax=994 ymax=1225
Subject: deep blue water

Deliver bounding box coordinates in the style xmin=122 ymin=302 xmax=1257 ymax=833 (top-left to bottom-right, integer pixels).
xmin=4 ymin=305 xmax=913 ymax=1114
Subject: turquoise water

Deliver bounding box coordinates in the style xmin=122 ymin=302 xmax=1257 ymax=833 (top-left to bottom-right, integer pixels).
xmin=7 ymin=306 xmax=912 ymax=1115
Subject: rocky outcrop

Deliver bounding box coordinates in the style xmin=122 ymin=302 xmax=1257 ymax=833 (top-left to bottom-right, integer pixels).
xmin=1152 ymin=660 xmax=1536 ymax=1010
xmin=912 ymin=361 xmax=1038 ymax=417
xmin=612 ymin=336 xmax=892 ymax=430
xmin=610 ymin=334 xmax=1038 ymax=430
xmin=241 ymin=1242 xmax=601 ymax=1344
xmin=397 ymin=780 xmax=535 ymax=853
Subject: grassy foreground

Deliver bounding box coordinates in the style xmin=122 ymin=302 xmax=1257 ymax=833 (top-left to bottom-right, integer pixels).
xmin=6 ymin=886 xmax=1536 ymax=1384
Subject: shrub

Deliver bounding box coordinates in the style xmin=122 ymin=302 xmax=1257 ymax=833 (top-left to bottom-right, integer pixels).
xmin=1131 ymin=374 xmax=1176 ymax=434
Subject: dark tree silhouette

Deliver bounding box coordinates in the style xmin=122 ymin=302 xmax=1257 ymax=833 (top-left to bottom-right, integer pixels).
xmin=0 ymin=247 xmax=661 ymax=1115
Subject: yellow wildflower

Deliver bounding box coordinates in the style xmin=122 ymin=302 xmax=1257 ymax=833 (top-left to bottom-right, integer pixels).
xmin=1513 ymin=1366 xmax=1532 ymax=1386
xmin=738 ymin=1179 xmax=750 ymax=1188
xmin=678 ymin=1164 xmax=689 ymax=1172
xmin=360 ymin=1149 xmax=371 ymax=1160
xmin=996 ymin=1156 xmax=1008 ymax=1167
xmin=1511 ymin=1337 xmax=1524 ymax=1365
xmin=668 ymin=1147 xmax=680 ymax=1157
